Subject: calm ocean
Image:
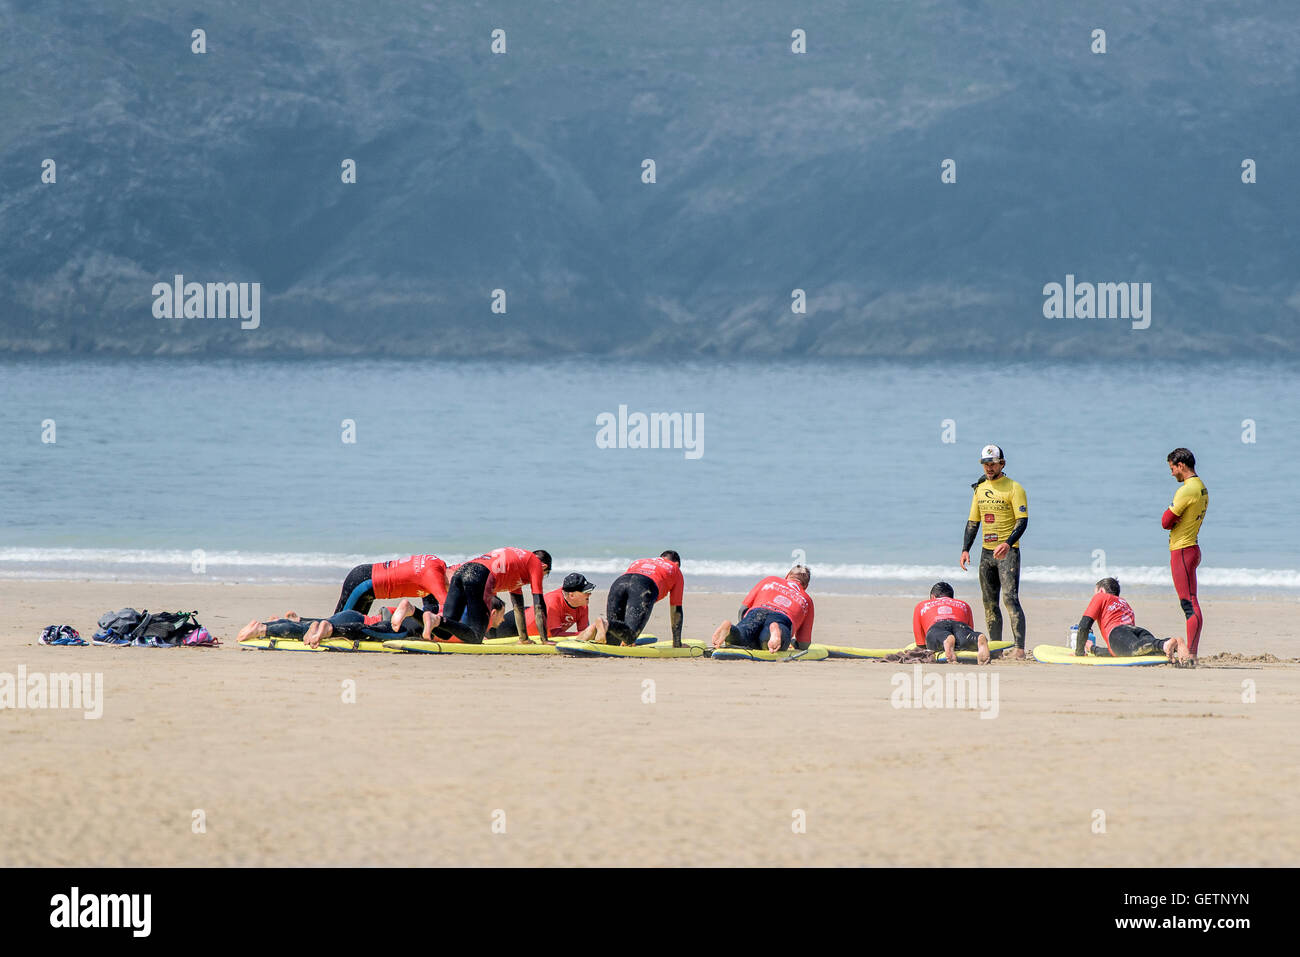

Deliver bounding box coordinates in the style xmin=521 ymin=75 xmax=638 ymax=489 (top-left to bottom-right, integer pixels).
xmin=2 ymin=356 xmax=1296 ymax=597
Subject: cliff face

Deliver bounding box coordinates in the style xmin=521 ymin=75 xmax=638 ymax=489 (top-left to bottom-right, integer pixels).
xmin=2 ymin=1 xmax=1297 ymax=357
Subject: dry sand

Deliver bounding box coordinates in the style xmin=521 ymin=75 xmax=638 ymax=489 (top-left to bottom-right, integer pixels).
xmin=1 ymin=580 xmax=1297 ymax=866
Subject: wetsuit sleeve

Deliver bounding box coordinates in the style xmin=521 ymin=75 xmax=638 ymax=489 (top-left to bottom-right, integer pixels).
xmin=510 ymin=592 xmax=528 ymax=635
xmin=670 ymin=604 xmax=684 ymax=646
xmin=1161 ymin=508 xmax=1178 ymax=529
xmin=1005 ymin=517 xmax=1028 ymax=547
xmin=962 ymin=521 xmax=980 ymax=552
xmin=1075 ymin=615 xmax=1096 ymax=656
xmin=532 ymin=593 xmax=548 ymax=640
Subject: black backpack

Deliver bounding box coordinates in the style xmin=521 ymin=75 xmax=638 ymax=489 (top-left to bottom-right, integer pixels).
xmin=130 ymin=610 xmax=202 ymax=645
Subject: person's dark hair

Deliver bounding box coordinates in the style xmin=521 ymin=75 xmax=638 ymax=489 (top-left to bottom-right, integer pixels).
xmin=1096 ymin=577 xmax=1120 ymax=596
xmin=660 ymin=549 xmax=681 ymax=564
xmin=490 ymin=596 xmax=506 ymax=612
xmin=1167 ymin=448 xmax=1196 ymax=470
xmin=532 ymin=549 xmax=553 ymax=572
xmin=930 ymin=581 xmax=955 ymax=599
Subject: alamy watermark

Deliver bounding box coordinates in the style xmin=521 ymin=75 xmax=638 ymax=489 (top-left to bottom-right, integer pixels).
xmin=595 ymin=405 xmax=703 ymax=459
xmin=151 ymin=274 xmax=260 ymax=329
xmin=890 ymin=665 xmax=999 ymax=719
xmin=1042 ymin=274 xmax=1150 ymax=329
xmin=0 ymin=667 xmax=103 ymax=719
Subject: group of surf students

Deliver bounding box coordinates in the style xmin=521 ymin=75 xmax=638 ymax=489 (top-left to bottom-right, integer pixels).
xmin=236 ymin=445 xmax=1205 ymax=665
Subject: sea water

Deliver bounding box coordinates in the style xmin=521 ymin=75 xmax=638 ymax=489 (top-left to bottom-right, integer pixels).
xmin=1 ymin=356 xmax=1296 ymax=597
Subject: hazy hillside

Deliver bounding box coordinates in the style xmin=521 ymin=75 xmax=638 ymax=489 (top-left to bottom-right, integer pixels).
xmin=2 ymin=0 xmax=1297 ymax=357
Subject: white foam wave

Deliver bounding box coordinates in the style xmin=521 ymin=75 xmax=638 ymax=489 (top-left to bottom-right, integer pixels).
xmin=0 ymin=548 xmax=1297 ymax=589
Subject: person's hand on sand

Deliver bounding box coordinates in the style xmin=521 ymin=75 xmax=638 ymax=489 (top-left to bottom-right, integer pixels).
xmin=959 ymin=550 xmax=971 ymax=570
xmin=993 ymin=542 xmax=1010 ymax=560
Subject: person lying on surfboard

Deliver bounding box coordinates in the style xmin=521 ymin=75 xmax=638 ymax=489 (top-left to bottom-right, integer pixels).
xmin=488 ymin=573 xmax=596 ymax=639
xmin=427 ymin=547 xmax=552 ymax=644
xmin=237 ymin=602 xmax=425 ymax=645
xmin=1075 ymin=578 xmax=1188 ymax=663
xmin=581 ymin=551 xmax=685 ymax=646
xmin=913 ymin=581 xmax=992 ymax=664
xmin=710 ymin=565 xmax=814 ymax=653
xmin=305 ymin=596 xmax=508 ymax=647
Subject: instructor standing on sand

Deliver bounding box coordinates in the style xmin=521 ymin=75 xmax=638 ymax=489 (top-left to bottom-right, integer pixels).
xmin=959 ymin=444 xmax=1029 ymax=659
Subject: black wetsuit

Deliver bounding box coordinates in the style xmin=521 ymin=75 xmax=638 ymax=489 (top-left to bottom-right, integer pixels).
xmin=724 ymin=607 xmax=796 ymax=651
xmin=923 ymin=619 xmax=982 ymax=652
xmin=605 ymin=573 xmax=659 ymax=645
xmin=433 ymin=561 xmax=491 ymax=643
xmin=263 ymin=609 xmax=422 ymax=641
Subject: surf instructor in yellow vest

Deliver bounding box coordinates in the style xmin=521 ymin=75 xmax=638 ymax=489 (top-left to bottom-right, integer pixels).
xmin=959 ymin=444 xmax=1029 ymax=659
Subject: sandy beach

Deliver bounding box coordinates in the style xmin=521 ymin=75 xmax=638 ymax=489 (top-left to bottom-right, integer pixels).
xmin=1 ymin=580 xmax=1297 ymax=867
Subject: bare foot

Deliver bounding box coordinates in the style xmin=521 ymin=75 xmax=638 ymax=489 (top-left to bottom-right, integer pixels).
xmin=391 ymin=599 xmax=415 ymax=630
xmin=711 ymin=620 xmax=733 ymax=649
xmin=977 ymin=635 xmax=990 ymax=665
xmin=595 ymin=617 xmax=609 ymax=644
xmin=283 ymin=611 xmax=301 ymax=622
xmin=304 ymin=620 xmax=334 ymax=648
xmin=767 ymin=622 xmax=783 ymax=653
xmin=237 ymin=620 xmax=265 ymax=642
xmin=943 ymin=636 xmax=957 ymax=663
xmin=1008 ymin=647 xmax=1027 ymax=660
xmin=422 ymin=611 xmax=438 ymax=641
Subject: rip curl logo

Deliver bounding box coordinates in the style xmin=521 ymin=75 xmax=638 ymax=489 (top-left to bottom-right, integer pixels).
xmin=1042 ymin=274 xmax=1151 ymax=329
xmin=151 ymin=274 xmax=261 ymax=329
xmin=49 ymin=888 xmax=151 ymax=937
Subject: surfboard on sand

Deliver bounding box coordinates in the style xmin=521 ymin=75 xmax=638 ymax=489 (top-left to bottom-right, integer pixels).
xmin=1031 ymin=644 xmax=1168 ymax=666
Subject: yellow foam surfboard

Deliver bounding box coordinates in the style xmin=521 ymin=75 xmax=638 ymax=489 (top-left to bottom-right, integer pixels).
xmin=711 ymin=645 xmax=829 ymax=661
xmin=383 ymin=639 xmax=558 ymax=655
xmin=1031 ymin=643 xmax=1168 ymax=666
xmin=238 ymin=637 xmax=398 ymax=653
xmin=483 ymin=633 xmax=657 ymax=646
xmin=822 ymin=640 xmax=1016 ymax=661
xmin=934 ymin=640 xmax=1016 ymax=662
xmin=821 ymin=645 xmax=909 ymax=659
xmin=555 ymin=638 xmax=706 ymax=658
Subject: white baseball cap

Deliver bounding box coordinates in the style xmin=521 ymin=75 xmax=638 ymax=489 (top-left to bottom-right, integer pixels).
xmin=979 ymin=444 xmax=1004 ymax=462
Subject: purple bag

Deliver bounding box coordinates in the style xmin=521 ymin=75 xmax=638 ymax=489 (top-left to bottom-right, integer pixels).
xmin=181 ymin=627 xmax=219 ymax=647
